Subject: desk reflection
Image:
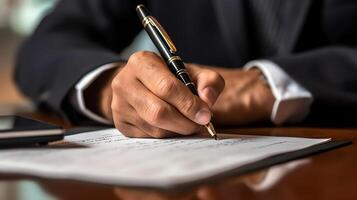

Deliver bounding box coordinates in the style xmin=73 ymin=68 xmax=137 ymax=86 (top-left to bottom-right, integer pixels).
xmin=37 ymin=159 xmax=309 ymax=200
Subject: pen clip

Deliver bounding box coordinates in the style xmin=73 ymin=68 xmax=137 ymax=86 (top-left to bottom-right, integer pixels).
xmin=143 ymin=16 xmax=177 ymax=53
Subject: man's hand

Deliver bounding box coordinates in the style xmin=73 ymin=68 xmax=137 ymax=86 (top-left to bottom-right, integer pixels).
xmin=90 ymin=51 xmax=224 ymax=138
xmin=87 ymin=51 xmax=274 ymax=137
xmin=203 ymin=66 xmax=275 ymax=125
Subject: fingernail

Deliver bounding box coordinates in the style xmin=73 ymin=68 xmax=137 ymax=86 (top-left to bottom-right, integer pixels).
xmin=195 ymin=108 xmax=211 ymax=125
xmin=203 ymin=87 xmax=218 ymax=107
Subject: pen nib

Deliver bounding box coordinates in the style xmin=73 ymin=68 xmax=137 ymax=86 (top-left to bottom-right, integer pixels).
xmin=205 ymin=122 xmax=218 ymax=140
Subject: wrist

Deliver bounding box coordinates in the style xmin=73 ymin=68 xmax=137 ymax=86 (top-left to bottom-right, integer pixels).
xmin=251 ymin=68 xmax=275 ymax=122
xmin=259 ymin=78 xmax=275 ymax=122
xmin=83 ymin=66 xmax=122 ymax=121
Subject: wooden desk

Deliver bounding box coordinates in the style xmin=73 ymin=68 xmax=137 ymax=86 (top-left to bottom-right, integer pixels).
xmin=1 ymin=115 xmax=356 ymax=200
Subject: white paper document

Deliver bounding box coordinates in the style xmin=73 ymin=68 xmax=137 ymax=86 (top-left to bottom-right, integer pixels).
xmin=0 ymin=128 xmax=330 ymax=188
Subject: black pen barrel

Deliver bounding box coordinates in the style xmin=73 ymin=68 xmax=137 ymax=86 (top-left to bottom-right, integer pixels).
xmin=170 ymin=60 xmax=198 ymax=95
xmin=145 ymin=25 xmax=172 ymax=60
xmin=136 ymin=4 xmax=217 ymax=138
xmin=136 ymin=5 xmax=197 ymax=94
xmin=136 ymin=4 xmax=150 ymax=22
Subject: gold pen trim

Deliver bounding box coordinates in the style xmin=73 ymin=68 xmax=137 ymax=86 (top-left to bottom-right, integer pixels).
xmin=176 ymin=69 xmax=188 ymax=77
xmin=167 ymin=56 xmax=182 ymax=65
xmin=205 ymin=122 xmax=217 ymax=140
xmin=142 ymin=16 xmax=177 ymax=53
xmin=185 ymin=82 xmax=195 ymax=86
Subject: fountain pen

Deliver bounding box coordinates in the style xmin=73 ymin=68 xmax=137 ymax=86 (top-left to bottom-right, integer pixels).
xmin=136 ymin=5 xmax=218 ymax=140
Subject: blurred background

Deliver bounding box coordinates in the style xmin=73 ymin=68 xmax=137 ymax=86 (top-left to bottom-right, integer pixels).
xmin=0 ymin=0 xmax=156 ymax=117
xmin=0 ymin=0 xmax=156 ymax=199
xmin=0 ymin=0 xmax=58 ymax=116
xmin=0 ymin=0 xmax=58 ymax=199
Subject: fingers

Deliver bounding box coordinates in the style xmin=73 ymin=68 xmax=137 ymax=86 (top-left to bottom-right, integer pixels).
xmin=113 ymin=105 xmax=177 ymax=138
xmin=111 ymin=71 xmax=201 ymax=136
xmin=187 ymin=64 xmax=225 ymax=108
xmin=110 ymin=51 xmax=224 ymax=138
xmin=113 ymin=121 xmax=151 ymax=138
xmin=129 ymin=51 xmax=212 ymax=125
xmin=125 ymin=79 xmax=201 ymax=135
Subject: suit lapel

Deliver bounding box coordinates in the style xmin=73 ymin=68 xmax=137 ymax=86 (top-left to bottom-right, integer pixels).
xmin=212 ymin=0 xmax=311 ymax=59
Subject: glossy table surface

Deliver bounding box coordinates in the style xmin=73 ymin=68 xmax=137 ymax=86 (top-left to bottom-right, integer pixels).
xmin=1 ymin=114 xmax=356 ymax=200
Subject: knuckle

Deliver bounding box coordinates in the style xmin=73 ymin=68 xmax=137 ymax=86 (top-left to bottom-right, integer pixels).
xmin=157 ymin=77 xmax=179 ymax=97
xmin=111 ymin=76 xmax=121 ymax=90
xmin=129 ymin=51 xmax=156 ymax=64
xmin=213 ymin=71 xmax=224 ymax=82
xmin=110 ymin=98 xmax=119 ymax=112
xmin=112 ymin=95 xmax=120 ymax=109
xmin=207 ymin=70 xmax=224 ymax=84
xmin=180 ymin=96 xmax=199 ymax=114
xmin=111 ymin=74 xmax=130 ymax=93
xmin=205 ymin=70 xmax=225 ymax=92
xmin=128 ymin=51 xmax=164 ymax=72
xmin=147 ymin=102 xmax=170 ymax=125
xmin=216 ymin=73 xmax=225 ymax=89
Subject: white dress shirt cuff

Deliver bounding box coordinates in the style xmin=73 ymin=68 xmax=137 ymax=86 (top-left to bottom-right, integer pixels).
xmin=244 ymin=60 xmax=313 ymax=125
xmin=75 ymin=63 xmax=118 ymax=125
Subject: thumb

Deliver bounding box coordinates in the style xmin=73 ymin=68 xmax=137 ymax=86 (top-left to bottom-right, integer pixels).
xmin=188 ymin=66 xmax=225 ymax=108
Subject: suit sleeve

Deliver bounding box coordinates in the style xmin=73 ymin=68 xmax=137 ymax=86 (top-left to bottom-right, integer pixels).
xmin=271 ymin=47 xmax=357 ymax=125
xmin=270 ymin=0 xmax=357 ymax=125
xmin=15 ymin=0 xmax=143 ymax=119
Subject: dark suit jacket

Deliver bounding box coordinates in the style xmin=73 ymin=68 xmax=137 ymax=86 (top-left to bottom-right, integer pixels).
xmin=15 ymin=0 xmax=357 ymax=125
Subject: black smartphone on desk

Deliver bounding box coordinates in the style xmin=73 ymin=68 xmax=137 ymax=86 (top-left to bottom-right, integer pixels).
xmin=0 ymin=116 xmax=64 ymax=147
